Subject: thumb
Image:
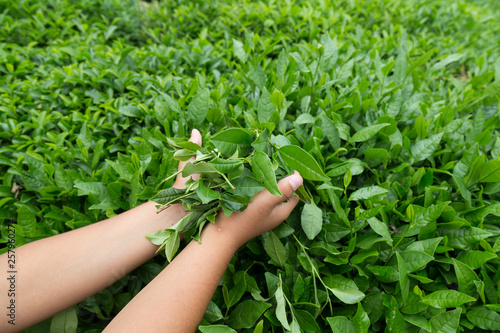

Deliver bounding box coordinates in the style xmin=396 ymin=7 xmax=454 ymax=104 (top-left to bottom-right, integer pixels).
xmin=257 ymin=171 xmax=303 ymax=207
xmin=173 ymin=129 xmax=203 ymax=189
xmin=189 ymin=128 xmax=202 ymax=146
xmin=281 ymin=171 xmax=303 ymax=199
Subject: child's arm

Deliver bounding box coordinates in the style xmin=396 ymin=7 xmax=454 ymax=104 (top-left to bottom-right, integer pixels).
xmin=103 ymin=171 xmax=303 ymax=333
xmin=0 ymin=130 xmax=203 ymax=333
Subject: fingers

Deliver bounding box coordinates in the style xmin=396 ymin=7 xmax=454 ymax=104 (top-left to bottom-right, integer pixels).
xmin=188 ymin=128 xmax=202 ymax=146
xmin=172 ymin=129 xmax=203 ymax=189
xmin=255 ymin=171 xmax=303 ymax=206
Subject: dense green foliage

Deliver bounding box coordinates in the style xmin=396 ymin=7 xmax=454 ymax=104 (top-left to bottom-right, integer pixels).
xmin=1 ymin=0 xmax=500 ymax=331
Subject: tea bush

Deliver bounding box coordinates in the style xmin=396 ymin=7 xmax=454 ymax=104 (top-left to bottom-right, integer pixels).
xmin=1 ymin=0 xmax=500 ymax=332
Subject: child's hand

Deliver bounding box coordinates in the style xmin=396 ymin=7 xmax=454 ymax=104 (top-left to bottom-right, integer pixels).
xmin=208 ymin=171 xmax=303 ymax=248
xmin=168 ymin=128 xmax=303 ymax=248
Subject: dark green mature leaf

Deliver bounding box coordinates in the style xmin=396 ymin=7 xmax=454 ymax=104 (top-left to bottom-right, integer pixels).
xmin=211 ymin=129 xmax=253 ymax=157
xmin=278 ymin=145 xmax=329 ymax=181
xmin=327 ymin=317 xmax=356 ymax=332
xmin=400 ymin=251 xmax=434 ymax=273
xmin=232 ymin=172 xmax=265 ymax=197
xmin=264 ymin=231 xmax=286 ymax=267
xmin=227 ymin=300 xmax=271 ymax=329
xmin=294 ymin=309 xmax=321 ymax=332
xmin=441 ymin=227 xmax=492 ymax=249
xmin=324 ymin=275 xmax=365 ymax=304
xmin=456 ymin=250 xmax=497 ymax=270
xmin=429 ymin=309 xmax=462 ymax=333
xmin=403 ymin=315 xmax=431 ymax=331
xmin=353 ymin=303 xmax=370 ymax=333
xmin=421 ymin=290 xmax=476 ymax=308
xmin=452 ymin=259 xmax=479 ymax=296
xmin=466 ymin=307 xmax=500 ymax=331
xmin=151 ymin=188 xmax=186 ymax=205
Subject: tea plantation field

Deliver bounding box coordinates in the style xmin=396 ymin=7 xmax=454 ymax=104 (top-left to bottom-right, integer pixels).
xmin=1 ymin=0 xmax=500 ymax=332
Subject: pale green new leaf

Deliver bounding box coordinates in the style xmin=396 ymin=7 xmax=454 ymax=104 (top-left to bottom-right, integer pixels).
xmin=301 ymin=202 xmax=323 ymax=240
xmin=349 ymin=186 xmax=388 ymax=201
xmin=349 ymin=123 xmax=390 ymax=143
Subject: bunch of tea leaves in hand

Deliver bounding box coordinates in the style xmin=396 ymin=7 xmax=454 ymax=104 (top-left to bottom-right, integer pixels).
xmin=146 ymin=127 xmax=326 ymax=261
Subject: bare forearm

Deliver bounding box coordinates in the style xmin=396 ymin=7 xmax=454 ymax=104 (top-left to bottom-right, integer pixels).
xmin=0 ymin=201 xmax=186 ymax=332
xmin=104 ymin=222 xmax=239 ymax=333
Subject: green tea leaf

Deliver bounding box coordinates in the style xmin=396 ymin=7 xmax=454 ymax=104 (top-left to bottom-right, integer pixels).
xmin=197 ymin=180 xmax=220 ymax=204
xmin=411 ymin=133 xmax=443 ymax=163
xmin=301 ymin=202 xmax=323 ymax=240
xmin=349 ymin=123 xmax=390 ymax=143
xmin=396 ymin=252 xmax=410 ymax=305
xmin=326 ymin=317 xmax=356 ymax=333
xmin=50 ymin=306 xmax=78 ymax=333
xmin=188 ymin=88 xmax=210 ymax=126
xmin=211 ymin=129 xmax=253 ymax=157
xmin=264 ymin=231 xmax=286 ymax=267
xmin=251 ymin=151 xmax=282 ymax=196
xmin=429 ymin=309 xmax=461 ymax=333
xmin=199 ymin=325 xmax=237 ymax=333
xmin=421 ymin=290 xmax=476 ymax=308
xmin=353 ymin=303 xmax=370 ymax=333
xmin=466 ymin=307 xmax=500 ymax=331
xmin=324 ymin=275 xmax=365 ymax=304
xmin=279 ymin=145 xmax=329 ymax=181
xmin=349 ymin=186 xmax=388 ymax=201
xmin=227 ymin=300 xmax=271 ymax=329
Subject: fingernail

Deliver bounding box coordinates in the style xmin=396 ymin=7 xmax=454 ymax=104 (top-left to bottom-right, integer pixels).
xmin=288 ymin=171 xmax=303 ymax=191
xmin=190 ymin=129 xmax=195 ymax=138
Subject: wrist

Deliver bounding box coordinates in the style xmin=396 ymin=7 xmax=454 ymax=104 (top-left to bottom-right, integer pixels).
xmin=200 ymin=221 xmax=242 ymax=253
